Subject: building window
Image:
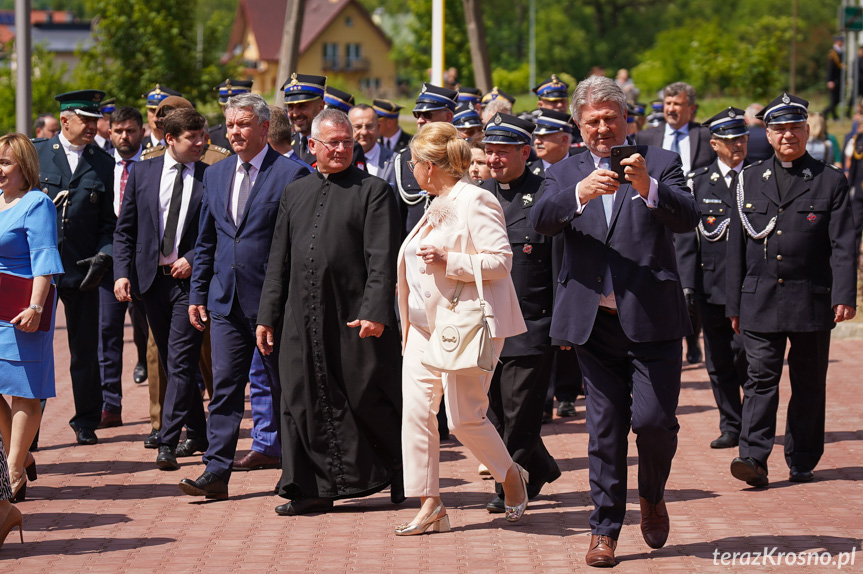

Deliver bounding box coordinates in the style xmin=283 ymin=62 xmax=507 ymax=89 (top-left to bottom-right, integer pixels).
xmin=360 ymin=77 xmax=381 ymax=92
xmin=323 ymin=43 xmax=339 ymax=70
xmin=345 ymin=16 xmax=353 ymax=27
xmin=345 ymin=43 xmax=363 ymax=70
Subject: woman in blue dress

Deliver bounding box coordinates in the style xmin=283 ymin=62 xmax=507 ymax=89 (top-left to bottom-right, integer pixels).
xmin=0 ymin=133 xmax=64 ymax=502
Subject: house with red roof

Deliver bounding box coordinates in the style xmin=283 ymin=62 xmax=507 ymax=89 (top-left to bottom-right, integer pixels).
xmin=224 ymin=0 xmax=397 ymax=98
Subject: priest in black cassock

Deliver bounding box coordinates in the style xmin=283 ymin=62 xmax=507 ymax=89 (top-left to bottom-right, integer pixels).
xmin=256 ymin=109 xmax=404 ymax=516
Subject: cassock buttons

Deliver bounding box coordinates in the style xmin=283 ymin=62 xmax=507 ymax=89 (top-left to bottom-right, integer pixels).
xmin=596 ymin=276 xmax=602 ymax=283
xmin=778 ymin=208 xmax=784 ymax=213
xmin=777 ymin=230 xmax=783 ymax=236
xmin=778 ymin=278 xmax=784 ymax=284
xmin=777 ymin=255 xmax=783 ymax=261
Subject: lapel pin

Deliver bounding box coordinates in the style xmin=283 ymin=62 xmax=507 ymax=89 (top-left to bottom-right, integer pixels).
xmin=807 ymin=213 xmax=817 ymax=223
xmin=762 ymin=169 xmax=772 ymax=181
xmin=802 ymin=168 xmax=812 ymax=181
xmin=706 ymin=216 xmax=716 ymax=225
xmin=522 ymin=244 xmax=533 ymax=254
xmin=53 ymin=143 xmax=59 ymax=149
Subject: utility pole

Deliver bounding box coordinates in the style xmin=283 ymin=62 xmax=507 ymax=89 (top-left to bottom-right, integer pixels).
xmin=274 ymin=0 xmax=306 ymax=107
xmin=463 ymin=0 xmax=491 ymax=92
xmin=790 ymin=0 xmax=797 ymax=93
xmin=15 ymin=0 xmax=32 ymax=135
xmin=431 ymin=0 xmax=444 ymax=86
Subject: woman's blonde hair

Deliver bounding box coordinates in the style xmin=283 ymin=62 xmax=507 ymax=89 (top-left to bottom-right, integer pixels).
xmin=409 ymin=122 xmax=472 ymax=178
xmin=807 ymin=112 xmax=827 ymax=142
xmin=0 ymin=133 xmax=40 ymax=191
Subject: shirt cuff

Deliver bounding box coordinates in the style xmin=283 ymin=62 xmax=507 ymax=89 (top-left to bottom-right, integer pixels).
xmin=574 ymin=182 xmax=589 ymax=215
xmin=639 ymin=177 xmax=659 ymax=208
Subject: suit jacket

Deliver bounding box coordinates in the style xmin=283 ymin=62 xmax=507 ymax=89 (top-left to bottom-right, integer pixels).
xmin=35 ymin=135 xmax=115 ymax=289
xmin=190 ymin=146 xmax=311 ymax=321
xmin=376 ymin=144 xmax=396 ymax=187
xmin=113 ymin=156 xmax=207 ymax=294
xmin=530 ymin=145 xmax=699 ymax=345
xmin=481 ymin=171 xmax=554 ymax=356
xmin=675 ymin=159 xmax=741 ymax=305
xmin=396 ymin=180 xmax=527 ymax=352
xmin=379 ymin=128 xmax=412 ymax=153
xmin=637 ymin=121 xmax=716 ymax=173
xmin=726 ymin=154 xmax=857 ymax=332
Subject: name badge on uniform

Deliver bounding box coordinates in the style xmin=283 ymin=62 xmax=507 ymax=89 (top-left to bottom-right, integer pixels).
xmin=703 ymin=198 xmax=722 ymax=203
xmin=522 ymin=194 xmax=534 ymax=206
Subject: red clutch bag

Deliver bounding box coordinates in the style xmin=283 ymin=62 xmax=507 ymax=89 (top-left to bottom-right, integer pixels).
xmin=0 ymin=272 xmax=55 ymax=332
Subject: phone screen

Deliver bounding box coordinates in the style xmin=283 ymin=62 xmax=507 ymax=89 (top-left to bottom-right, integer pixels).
xmin=609 ymin=145 xmax=637 ymax=182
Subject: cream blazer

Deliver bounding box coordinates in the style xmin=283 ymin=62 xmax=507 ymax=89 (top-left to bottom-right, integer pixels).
xmin=396 ymin=179 xmax=527 ymax=352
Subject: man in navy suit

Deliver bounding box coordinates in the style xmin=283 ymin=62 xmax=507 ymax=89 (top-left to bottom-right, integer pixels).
xmin=531 ymin=76 xmax=699 ymax=567
xmin=180 ymin=93 xmax=310 ymax=500
xmin=113 ymin=108 xmax=209 ymax=471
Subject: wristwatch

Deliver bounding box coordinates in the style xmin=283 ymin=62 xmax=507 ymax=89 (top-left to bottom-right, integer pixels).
xmin=29 ymin=304 xmax=43 ymax=313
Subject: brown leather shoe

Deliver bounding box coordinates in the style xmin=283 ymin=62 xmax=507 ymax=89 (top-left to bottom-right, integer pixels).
xmin=97 ymin=410 xmax=123 ymax=429
xmin=233 ymin=451 xmax=281 ymax=471
xmin=585 ymin=534 xmax=617 ymax=567
xmin=639 ymin=497 xmax=670 ymax=549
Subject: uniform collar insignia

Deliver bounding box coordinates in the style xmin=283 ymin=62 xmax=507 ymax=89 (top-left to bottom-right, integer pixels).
xmin=533 ymin=166 xmax=541 ymax=174
xmin=802 ymin=167 xmax=812 ymax=180
xmin=710 ymin=172 xmax=720 ymax=182
xmin=522 ymin=193 xmax=534 ymax=206
xmin=762 ymin=169 xmax=772 ymax=181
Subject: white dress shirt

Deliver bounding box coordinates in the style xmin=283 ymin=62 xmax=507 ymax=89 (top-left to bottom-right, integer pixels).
xmin=58 ymin=132 xmax=84 ymax=173
xmin=112 ymin=146 xmax=143 ymax=216
xmin=229 ymin=144 xmax=269 ymax=224
xmin=384 ymin=128 xmax=404 ymax=151
xmin=662 ymin=122 xmax=692 ymax=175
xmin=364 ymin=142 xmax=382 ymax=177
xmin=717 ymin=160 xmax=743 ymax=189
xmin=158 ymin=153 xmax=196 ymax=265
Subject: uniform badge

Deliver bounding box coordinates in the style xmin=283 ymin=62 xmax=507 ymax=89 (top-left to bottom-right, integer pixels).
xmin=807 ymin=213 xmax=817 ymax=223
xmin=710 ymin=172 xmax=720 ymax=182
xmin=762 ymin=169 xmax=772 ymax=181
xmin=706 ymin=216 xmax=716 ymax=225
xmin=89 ymin=148 xmax=94 ymax=155
xmin=728 ymin=109 xmax=737 ymax=118
xmin=356 ymin=161 xmax=365 ymax=171
xmin=53 ymin=143 xmax=59 ymax=150
xmin=522 ymin=244 xmax=533 ymax=254
xmin=420 ymin=83 xmax=428 ymax=94
xmin=89 ymin=191 xmax=98 ymax=204
xmin=493 ymin=113 xmax=502 ymax=125
xmin=522 ymin=193 xmax=534 ymax=206
xmin=533 ymin=167 xmax=541 ymax=175
xmin=782 ymin=93 xmax=791 ymax=104
xmin=802 ymin=168 xmax=812 ymax=181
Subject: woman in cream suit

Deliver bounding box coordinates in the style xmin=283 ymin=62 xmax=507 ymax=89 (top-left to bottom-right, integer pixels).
xmin=395 ymin=123 xmax=529 ymax=535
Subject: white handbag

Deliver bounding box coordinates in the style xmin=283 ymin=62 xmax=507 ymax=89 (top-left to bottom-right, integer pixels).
xmin=422 ymin=256 xmax=497 ymax=375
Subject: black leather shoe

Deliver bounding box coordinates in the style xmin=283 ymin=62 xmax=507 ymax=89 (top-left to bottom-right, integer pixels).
xmin=541 ymin=411 xmax=553 ymax=425
xmin=133 ymin=362 xmax=147 ymax=384
xmin=486 ymin=495 xmax=505 ymax=513
xmin=75 ymin=428 xmax=98 ymax=445
xmin=156 ymin=445 xmax=179 ymax=471
xmin=789 ymin=466 xmax=814 ymax=483
xmin=175 ymin=437 xmax=209 ymax=458
xmin=144 ymin=428 xmax=159 ymax=449
xmin=730 ymin=456 xmax=768 ymax=487
xmin=686 ymin=343 xmax=703 ymax=364
xmin=557 ymin=401 xmax=576 ymax=417
xmin=710 ymin=432 xmax=739 ymax=449
xmin=178 ymin=471 xmax=229 ymax=500
xmin=274 ymin=497 xmax=333 ymax=516
xmin=527 ymin=464 xmax=562 ymax=499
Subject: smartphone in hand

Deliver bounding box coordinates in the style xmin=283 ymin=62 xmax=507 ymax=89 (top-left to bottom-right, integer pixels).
xmin=609 ymin=144 xmax=637 ymax=182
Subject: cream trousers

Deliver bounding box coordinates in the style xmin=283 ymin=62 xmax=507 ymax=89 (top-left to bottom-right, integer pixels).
xmin=401 ymin=324 xmax=513 ymax=497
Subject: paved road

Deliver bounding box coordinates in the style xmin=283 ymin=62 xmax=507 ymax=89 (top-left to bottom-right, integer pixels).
xmin=2 ymin=304 xmax=862 ymax=572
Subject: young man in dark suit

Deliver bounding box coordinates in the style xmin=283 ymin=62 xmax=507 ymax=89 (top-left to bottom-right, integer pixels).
xmin=113 ymin=108 xmax=209 ymax=471
xmin=182 ymin=93 xmax=310 ymax=500
xmin=531 ymin=75 xmax=699 ymax=567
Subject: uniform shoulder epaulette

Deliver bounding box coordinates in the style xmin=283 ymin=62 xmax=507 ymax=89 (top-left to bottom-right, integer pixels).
xmin=821 ymin=159 xmax=842 ymax=172
xmin=741 ymin=160 xmax=764 ymax=171
xmin=90 ymin=145 xmax=112 ymax=158
xmin=30 ymin=137 xmax=47 ymax=144
xmin=140 ymin=144 xmax=166 ymax=161
xmin=687 ymin=166 xmax=710 ymax=179
xmin=201 ymin=145 xmax=231 ymax=165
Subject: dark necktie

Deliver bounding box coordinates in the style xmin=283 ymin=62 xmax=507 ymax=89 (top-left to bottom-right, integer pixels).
xmin=161 ymin=163 xmax=186 ymax=257
xmin=118 ymin=159 xmax=131 ymax=213
xmin=235 ymin=162 xmax=252 ymax=223
xmin=728 ymin=169 xmax=739 ymax=192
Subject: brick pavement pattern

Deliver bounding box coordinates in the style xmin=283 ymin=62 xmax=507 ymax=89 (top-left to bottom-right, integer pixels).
xmin=2 ymin=303 xmax=862 ymax=572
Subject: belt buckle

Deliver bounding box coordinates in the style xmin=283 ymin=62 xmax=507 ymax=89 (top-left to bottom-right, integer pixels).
xmin=160 ymin=265 xmax=173 ymax=276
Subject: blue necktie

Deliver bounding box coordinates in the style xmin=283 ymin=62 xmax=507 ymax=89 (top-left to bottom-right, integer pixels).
xmin=670 ymin=130 xmax=681 ymax=156
xmin=598 ymin=157 xmax=614 ymax=295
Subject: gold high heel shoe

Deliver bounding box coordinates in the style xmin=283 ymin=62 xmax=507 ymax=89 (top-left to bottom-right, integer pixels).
xmin=0 ymin=505 xmax=24 ymax=549
xmin=394 ymin=503 xmax=451 ymax=536
xmin=505 ymin=464 xmax=529 ymax=522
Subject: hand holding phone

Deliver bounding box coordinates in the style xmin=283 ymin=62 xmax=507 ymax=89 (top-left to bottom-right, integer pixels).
xmin=609 ymin=144 xmax=637 ymax=182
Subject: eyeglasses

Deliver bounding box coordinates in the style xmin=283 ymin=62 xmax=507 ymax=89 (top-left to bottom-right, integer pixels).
xmin=408 ymin=160 xmax=435 ymax=172
xmin=311 ymin=138 xmax=354 ymax=151
xmin=413 ymin=111 xmax=437 ymax=120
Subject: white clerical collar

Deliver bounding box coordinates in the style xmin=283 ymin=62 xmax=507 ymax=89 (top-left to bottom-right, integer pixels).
xmin=780 ymin=160 xmax=793 ymax=168
xmin=59 ymin=132 xmax=85 ymax=153
xmin=499 ymin=182 xmax=510 ymax=190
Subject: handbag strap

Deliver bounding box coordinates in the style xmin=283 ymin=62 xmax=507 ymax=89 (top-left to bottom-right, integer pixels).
xmin=448 ymin=254 xmax=488 ymax=311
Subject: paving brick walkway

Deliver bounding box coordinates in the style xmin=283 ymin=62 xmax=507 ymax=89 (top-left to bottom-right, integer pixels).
xmin=2 ymin=304 xmax=862 ymax=572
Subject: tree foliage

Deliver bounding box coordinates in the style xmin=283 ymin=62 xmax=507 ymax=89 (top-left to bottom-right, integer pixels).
xmin=0 ymin=43 xmax=70 ymax=134
xmin=74 ymin=0 xmax=239 ymax=108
